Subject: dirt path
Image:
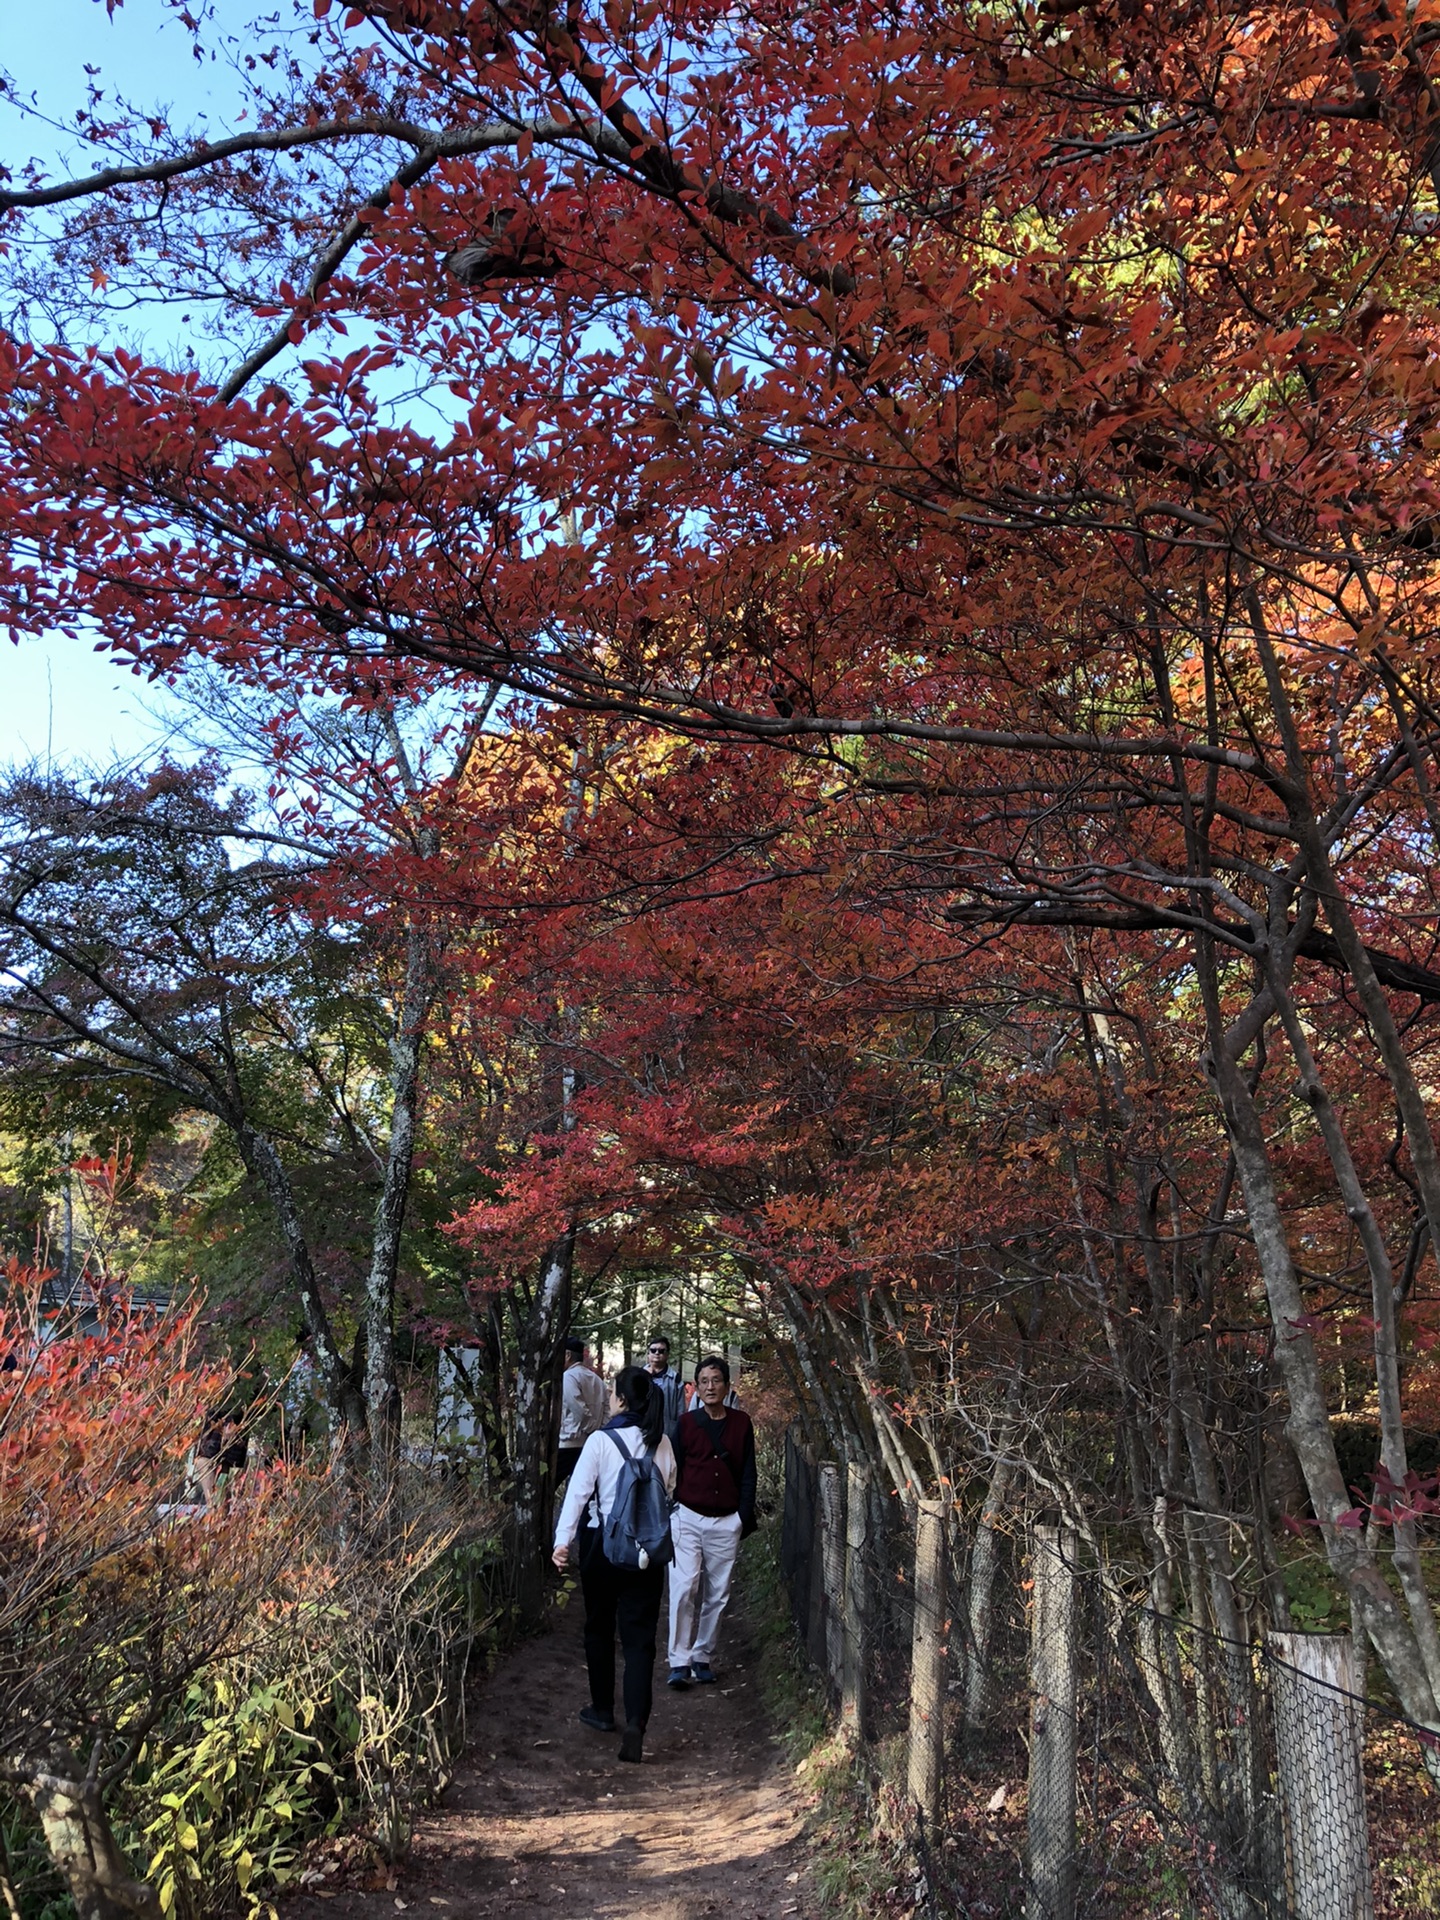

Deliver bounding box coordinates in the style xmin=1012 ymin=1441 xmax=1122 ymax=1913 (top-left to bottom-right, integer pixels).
xmin=286 ymin=1595 xmax=818 ymax=1920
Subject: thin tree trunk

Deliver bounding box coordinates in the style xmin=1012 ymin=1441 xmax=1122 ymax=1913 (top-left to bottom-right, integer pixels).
xmin=364 ymin=706 xmax=447 ymax=1468
xmin=771 ymin=1270 xmax=853 ymax=1461
xmin=237 ymin=1123 xmax=364 ymax=1437
xmin=486 ymin=1299 xmax=512 ymax=1474
xmin=512 ymin=1227 xmax=575 ymax=1624
xmin=1269 ymin=966 xmax=1440 ymax=1703
xmin=60 ymin=1138 xmax=75 ymax=1302
xmin=1199 ymin=978 xmax=1440 ymax=1733
xmin=364 ymin=913 xmax=432 ymax=1469
xmin=841 ymin=1458 xmax=870 ymax=1737
xmin=963 ymin=1450 xmax=1016 ymax=1750
xmin=621 ymin=1266 xmax=636 ymax=1367
xmin=1247 ymin=594 xmax=1440 ymax=1266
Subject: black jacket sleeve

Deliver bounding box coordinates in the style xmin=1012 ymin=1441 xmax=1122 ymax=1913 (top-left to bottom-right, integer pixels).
xmin=738 ymin=1418 xmax=757 ymax=1532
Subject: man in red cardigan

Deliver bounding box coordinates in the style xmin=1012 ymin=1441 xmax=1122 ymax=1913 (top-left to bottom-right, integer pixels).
xmin=666 ymin=1355 xmax=757 ymax=1688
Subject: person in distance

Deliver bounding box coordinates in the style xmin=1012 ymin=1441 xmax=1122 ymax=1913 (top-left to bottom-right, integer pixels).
xmin=557 ymin=1335 xmax=607 ymax=1485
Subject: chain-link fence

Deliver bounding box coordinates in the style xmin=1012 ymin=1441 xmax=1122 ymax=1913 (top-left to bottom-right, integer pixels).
xmin=779 ymin=1432 xmax=1440 ymax=1918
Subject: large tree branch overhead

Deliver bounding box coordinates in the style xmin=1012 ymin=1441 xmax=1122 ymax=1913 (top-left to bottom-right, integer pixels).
xmin=2 ymin=81 xmax=850 ymax=405
xmin=949 ymin=899 xmax=1440 ymax=1006
xmin=0 ymin=119 xmax=443 ymax=210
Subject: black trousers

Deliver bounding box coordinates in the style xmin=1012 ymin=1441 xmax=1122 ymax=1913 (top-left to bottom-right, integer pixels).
xmin=578 ymin=1524 xmax=664 ymax=1730
xmin=557 ymin=1444 xmax=584 ymax=1485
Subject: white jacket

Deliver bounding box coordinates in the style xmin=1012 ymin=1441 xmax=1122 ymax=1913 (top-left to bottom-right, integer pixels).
xmin=554 ymin=1423 xmax=678 ymax=1549
xmin=559 ymin=1364 xmax=608 ymax=1445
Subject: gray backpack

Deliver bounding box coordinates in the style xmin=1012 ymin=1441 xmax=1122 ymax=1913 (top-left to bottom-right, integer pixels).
xmin=601 ymin=1430 xmax=674 ymax=1570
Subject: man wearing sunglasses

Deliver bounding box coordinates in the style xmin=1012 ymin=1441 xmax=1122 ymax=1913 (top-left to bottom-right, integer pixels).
xmin=643 ymin=1335 xmax=685 ymax=1441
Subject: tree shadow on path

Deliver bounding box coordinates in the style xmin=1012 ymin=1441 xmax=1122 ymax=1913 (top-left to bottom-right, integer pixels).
xmin=284 ymin=1590 xmax=819 ymax=1919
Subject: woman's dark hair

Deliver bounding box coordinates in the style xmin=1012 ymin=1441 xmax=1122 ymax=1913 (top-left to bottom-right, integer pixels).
xmin=614 ymin=1364 xmax=664 ymax=1449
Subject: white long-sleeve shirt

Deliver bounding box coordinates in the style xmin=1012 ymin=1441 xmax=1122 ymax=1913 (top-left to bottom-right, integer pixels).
xmin=554 ymin=1423 xmax=678 ymax=1549
xmin=559 ymin=1363 xmax=608 ymax=1445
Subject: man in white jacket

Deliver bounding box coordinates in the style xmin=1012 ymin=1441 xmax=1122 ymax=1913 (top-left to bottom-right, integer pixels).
xmin=557 ymin=1337 xmax=607 ymax=1484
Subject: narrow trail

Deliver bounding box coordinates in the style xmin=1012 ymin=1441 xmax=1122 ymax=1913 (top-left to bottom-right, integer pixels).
xmin=286 ymin=1594 xmax=819 ymax=1920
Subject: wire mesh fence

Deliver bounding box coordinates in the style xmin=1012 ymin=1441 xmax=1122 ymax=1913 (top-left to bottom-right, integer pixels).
xmin=779 ymin=1431 xmax=1440 ymax=1919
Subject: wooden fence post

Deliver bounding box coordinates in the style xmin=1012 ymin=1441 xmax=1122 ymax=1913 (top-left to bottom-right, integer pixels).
xmin=805 ymin=1457 xmax=829 ymax=1671
xmin=781 ymin=1429 xmax=798 ymax=1585
xmin=821 ymin=1459 xmax=844 ymax=1689
xmin=1025 ymin=1524 xmax=1079 ymax=1920
xmin=1268 ymin=1632 xmax=1373 ymax=1920
xmin=814 ymin=1459 xmax=844 ymax=1689
xmin=842 ymin=1459 xmax=870 ymax=1736
xmin=907 ymin=1497 xmax=948 ymax=1821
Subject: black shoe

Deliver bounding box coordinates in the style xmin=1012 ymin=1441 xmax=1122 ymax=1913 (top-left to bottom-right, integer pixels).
xmin=690 ymin=1662 xmax=716 ymax=1684
xmin=667 ymin=1666 xmax=692 ymax=1689
xmin=618 ymin=1724 xmax=644 ymax=1763
xmin=579 ymin=1705 xmax=616 ymax=1732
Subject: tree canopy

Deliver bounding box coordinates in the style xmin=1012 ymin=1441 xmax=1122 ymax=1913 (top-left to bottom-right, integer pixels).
xmin=7 ymin=0 xmax=1440 ymax=1758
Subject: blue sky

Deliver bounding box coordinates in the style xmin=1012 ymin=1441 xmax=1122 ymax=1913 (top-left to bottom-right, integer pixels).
xmin=0 ymin=1 xmax=558 ymax=768
xmin=1 ymin=0 xmax=267 ymax=767
xmin=4 ymin=633 xmax=183 ymax=768
xmin=2 ymin=0 xmax=263 ymax=167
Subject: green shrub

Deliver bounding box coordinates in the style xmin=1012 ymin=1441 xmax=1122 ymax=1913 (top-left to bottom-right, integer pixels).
xmin=125 ymin=1670 xmax=338 ymax=1920
xmin=3 ymin=1487 xmax=507 ymax=1920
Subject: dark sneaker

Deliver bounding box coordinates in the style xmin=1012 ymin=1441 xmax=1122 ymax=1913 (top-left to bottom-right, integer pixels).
xmin=579 ymin=1705 xmax=615 ymax=1732
xmin=667 ymin=1666 xmax=692 ymax=1689
xmin=690 ymin=1663 xmax=716 ymax=1684
xmin=618 ymin=1725 xmax=644 ymax=1763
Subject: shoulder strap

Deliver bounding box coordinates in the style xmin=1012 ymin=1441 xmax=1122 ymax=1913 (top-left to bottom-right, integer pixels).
xmin=696 ymin=1411 xmax=738 ymax=1475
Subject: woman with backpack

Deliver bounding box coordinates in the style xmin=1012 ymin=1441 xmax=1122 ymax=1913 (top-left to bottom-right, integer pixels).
xmin=552 ymin=1364 xmax=678 ymax=1763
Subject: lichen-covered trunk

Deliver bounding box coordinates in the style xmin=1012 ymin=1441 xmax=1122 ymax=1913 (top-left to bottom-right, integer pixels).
xmin=1270 ymin=966 xmax=1440 ymax=1706
xmin=961 ymin=1448 xmax=1015 ymax=1750
xmin=21 ymin=1755 xmax=158 ymax=1920
xmin=365 ymin=916 xmax=432 ymax=1471
xmin=1203 ymin=1018 xmax=1440 ymax=1738
xmin=511 ymin=1228 xmax=575 ymax=1624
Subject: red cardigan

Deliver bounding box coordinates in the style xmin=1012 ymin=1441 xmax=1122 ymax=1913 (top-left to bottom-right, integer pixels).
xmin=672 ymin=1406 xmax=757 ymax=1523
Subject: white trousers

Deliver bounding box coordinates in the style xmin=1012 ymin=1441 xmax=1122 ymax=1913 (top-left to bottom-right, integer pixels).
xmin=668 ymin=1506 xmax=743 ymax=1668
